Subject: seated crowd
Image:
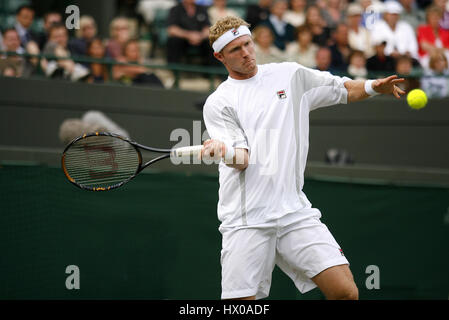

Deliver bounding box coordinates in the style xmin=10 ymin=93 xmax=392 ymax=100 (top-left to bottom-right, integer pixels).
xmin=0 ymin=4 xmax=164 ymax=87
xmin=1 ymin=0 xmax=449 ymax=97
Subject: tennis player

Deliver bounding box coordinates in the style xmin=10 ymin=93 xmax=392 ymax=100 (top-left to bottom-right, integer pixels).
xmin=200 ymin=16 xmax=405 ymax=300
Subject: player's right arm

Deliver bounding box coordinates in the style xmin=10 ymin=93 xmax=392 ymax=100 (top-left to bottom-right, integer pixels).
xmin=202 ymin=97 xmax=250 ymax=171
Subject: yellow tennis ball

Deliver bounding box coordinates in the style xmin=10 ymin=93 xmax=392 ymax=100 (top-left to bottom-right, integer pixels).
xmin=407 ymin=89 xmax=428 ymax=110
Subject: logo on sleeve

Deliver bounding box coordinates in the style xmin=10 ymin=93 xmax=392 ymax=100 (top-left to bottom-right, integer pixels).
xmin=277 ymin=90 xmax=287 ymax=99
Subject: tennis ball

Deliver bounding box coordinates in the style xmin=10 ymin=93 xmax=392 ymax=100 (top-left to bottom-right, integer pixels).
xmin=407 ymin=89 xmax=428 ymax=110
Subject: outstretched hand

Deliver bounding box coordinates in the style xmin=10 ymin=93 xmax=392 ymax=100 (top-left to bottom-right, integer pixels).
xmin=372 ymin=75 xmax=406 ymax=98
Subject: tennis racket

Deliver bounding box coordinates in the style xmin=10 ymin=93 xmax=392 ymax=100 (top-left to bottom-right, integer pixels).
xmin=61 ymin=132 xmax=203 ymax=191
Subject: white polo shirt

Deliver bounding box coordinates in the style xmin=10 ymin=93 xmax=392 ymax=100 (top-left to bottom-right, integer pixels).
xmin=203 ymin=62 xmax=350 ymax=227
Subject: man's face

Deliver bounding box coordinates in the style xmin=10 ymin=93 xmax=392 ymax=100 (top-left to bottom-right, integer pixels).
xmin=215 ymin=35 xmax=257 ymax=77
xmin=3 ymin=30 xmax=21 ymax=51
xmin=82 ymin=22 xmax=97 ymax=39
xmin=316 ymin=48 xmax=331 ymax=70
xmin=334 ymin=25 xmax=348 ymax=46
xmin=16 ymin=8 xmax=34 ymax=29
xmin=44 ymin=13 xmax=62 ymax=31
xmin=50 ymin=27 xmax=68 ymax=47
xmin=384 ymin=13 xmax=399 ymax=27
xmin=347 ymin=14 xmax=361 ymax=28
xmin=271 ymin=1 xmax=288 ymax=18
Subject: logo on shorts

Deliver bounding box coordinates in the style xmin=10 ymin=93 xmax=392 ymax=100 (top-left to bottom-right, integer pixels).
xmin=231 ymin=28 xmax=239 ymax=36
xmin=339 ymin=248 xmax=345 ymax=256
xmin=277 ymin=90 xmax=287 ymax=99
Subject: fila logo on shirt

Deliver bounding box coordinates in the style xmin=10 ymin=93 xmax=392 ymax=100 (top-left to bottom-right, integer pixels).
xmin=231 ymin=28 xmax=239 ymax=36
xmin=277 ymin=90 xmax=287 ymax=99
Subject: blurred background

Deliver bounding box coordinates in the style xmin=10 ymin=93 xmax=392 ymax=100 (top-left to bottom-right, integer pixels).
xmin=0 ymin=0 xmax=448 ymax=299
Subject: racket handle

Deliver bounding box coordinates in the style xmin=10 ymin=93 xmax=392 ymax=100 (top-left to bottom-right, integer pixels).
xmin=171 ymin=145 xmax=203 ymax=157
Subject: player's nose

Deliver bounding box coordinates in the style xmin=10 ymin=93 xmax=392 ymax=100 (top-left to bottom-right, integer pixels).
xmin=241 ymin=46 xmax=250 ymax=57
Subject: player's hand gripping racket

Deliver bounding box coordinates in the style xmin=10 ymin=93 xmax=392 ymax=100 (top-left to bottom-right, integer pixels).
xmin=61 ymin=132 xmax=203 ymax=191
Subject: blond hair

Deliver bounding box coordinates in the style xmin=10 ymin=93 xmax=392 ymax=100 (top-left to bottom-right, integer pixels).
xmin=109 ymin=17 xmax=130 ymax=39
xmin=209 ymin=16 xmax=251 ymax=47
xmin=429 ymin=49 xmax=448 ymax=70
xmin=75 ymin=15 xmax=97 ymax=39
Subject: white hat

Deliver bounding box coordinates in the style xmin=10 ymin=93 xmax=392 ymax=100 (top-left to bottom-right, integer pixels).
xmin=383 ymin=1 xmax=403 ymax=14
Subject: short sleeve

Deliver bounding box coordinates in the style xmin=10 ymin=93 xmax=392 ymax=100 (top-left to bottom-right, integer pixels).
xmin=291 ymin=65 xmax=351 ymax=112
xmin=203 ymin=101 xmax=249 ymax=151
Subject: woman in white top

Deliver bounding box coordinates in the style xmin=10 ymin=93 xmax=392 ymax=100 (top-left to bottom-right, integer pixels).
xmin=286 ymin=25 xmax=318 ymax=68
xmin=253 ymin=25 xmax=286 ymax=64
xmin=283 ymin=0 xmax=307 ymax=27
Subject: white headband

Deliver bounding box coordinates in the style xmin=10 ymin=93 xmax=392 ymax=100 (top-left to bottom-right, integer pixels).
xmin=212 ymin=25 xmax=252 ymax=53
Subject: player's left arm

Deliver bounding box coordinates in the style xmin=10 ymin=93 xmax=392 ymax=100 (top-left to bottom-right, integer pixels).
xmin=344 ymin=75 xmax=406 ymax=103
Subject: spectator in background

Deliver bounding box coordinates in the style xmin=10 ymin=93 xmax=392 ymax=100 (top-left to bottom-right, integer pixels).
xmin=24 ymin=40 xmax=41 ymax=77
xmin=366 ymin=38 xmax=397 ymax=75
xmin=417 ymin=5 xmax=449 ymax=68
xmin=36 ymin=11 xmax=62 ymax=50
xmin=253 ymin=25 xmax=286 ymax=64
xmin=69 ymin=16 xmax=98 ymax=57
xmin=305 ymin=5 xmax=331 ymax=46
xmin=283 ymin=0 xmax=306 ymax=27
xmin=86 ymin=38 xmax=109 ymax=84
xmin=329 ymin=23 xmax=351 ymax=71
xmin=208 ymin=0 xmax=241 ymax=26
xmin=0 ymin=31 xmax=3 ymax=51
xmin=106 ymin=17 xmax=132 ymax=60
xmin=166 ymin=0 xmax=213 ymax=65
xmin=370 ymin=1 xmax=419 ymax=60
xmin=315 ymin=46 xmax=332 ymax=71
xmin=113 ymin=39 xmax=164 ymax=87
xmin=399 ymin=0 xmax=426 ymax=30
xmin=320 ymin=0 xmax=345 ymax=31
xmin=346 ymin=3 xmax=374 ymax=58
xmin=395 ymin=54 xmax=421 ymax=91
xmin=59 ymin=111 xmax=130 ymax=146
xmin=42 ymin=23 xmax=90 ymax=81
xmin=421 ymin=48 xmax=449 ymax=97
xmin=0 ymin=28 xmax=25 ymax=77
xmin=347 ymin=49 xmax=368 ymax=79
xmin=1 ymin=29 xmax=24 ymax=55
xmin=245 ymin=0 xmax=273 ymax=30
xmin=14 ymin=5 xmax=36 ymax=47
xmin=285 ymin=25 xmax=318 ymax=67
xmin=261 ymin=0 xmax=295 ymax=51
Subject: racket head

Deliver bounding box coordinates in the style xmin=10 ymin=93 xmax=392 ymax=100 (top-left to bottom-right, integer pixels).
xmin=61 ymin=132 xmax=142 ymax=191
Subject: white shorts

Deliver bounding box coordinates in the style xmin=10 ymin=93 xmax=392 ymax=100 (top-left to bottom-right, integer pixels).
xmin=219 ymin=208 xmax=349 ymax=300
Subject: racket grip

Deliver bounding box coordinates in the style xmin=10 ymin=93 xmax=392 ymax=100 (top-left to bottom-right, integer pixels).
xmin=171 ymin=145 xmax=203 ymax=157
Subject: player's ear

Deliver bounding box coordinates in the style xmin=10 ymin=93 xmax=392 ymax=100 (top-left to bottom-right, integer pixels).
xmin=214 ymin=51 xmax=225 ymax=64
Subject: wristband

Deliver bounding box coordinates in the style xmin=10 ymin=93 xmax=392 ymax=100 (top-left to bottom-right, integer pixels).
xmin=223 ymin=141 xmax=235 ymax=164
xmin=364 ymin=80 xmax=379 ymax=96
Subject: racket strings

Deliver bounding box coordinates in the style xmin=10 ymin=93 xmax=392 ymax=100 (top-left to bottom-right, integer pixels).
xmin=63 ymin=136 xmax=140 ymax=189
